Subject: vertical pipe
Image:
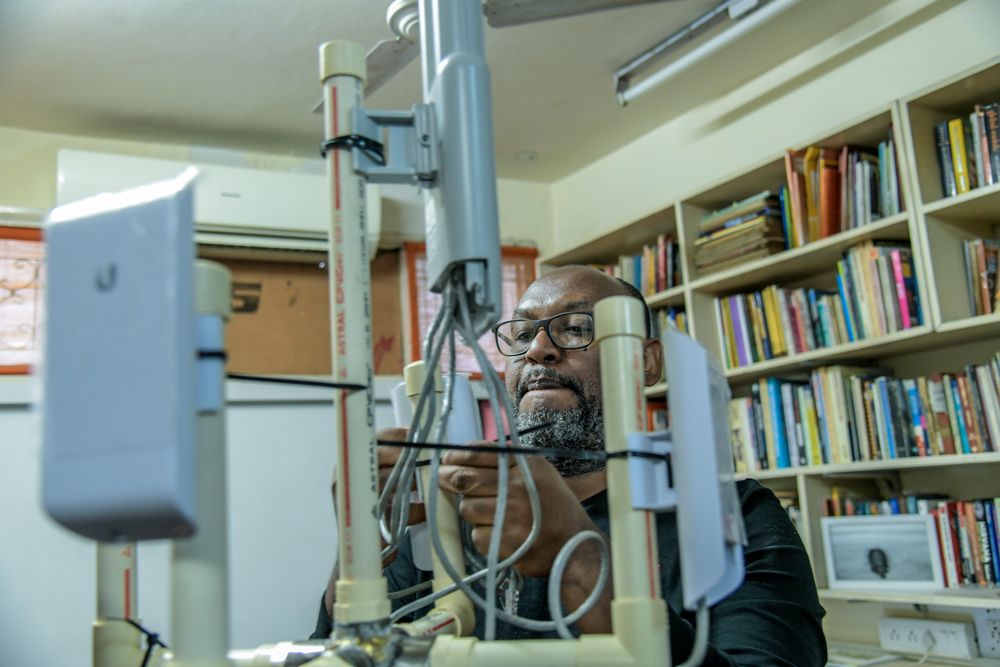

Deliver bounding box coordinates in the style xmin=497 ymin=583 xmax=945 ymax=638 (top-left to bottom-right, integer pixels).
xmin=97 ymin=542 xmax=137 ymax=621
xmin=418 ymin=0 xmax=438 ymax=97
xmin=320 ymin=41 xmax=391 ymax=625
xmin=403 ymin=362 xmax=474 ymax=636
xmin=593 ymin=296 xmax=670 ymax=665
xmin=171 ymin=260 xmax=232 ymax=666
xmin=94 ymin=543 xmax=143 ymax=667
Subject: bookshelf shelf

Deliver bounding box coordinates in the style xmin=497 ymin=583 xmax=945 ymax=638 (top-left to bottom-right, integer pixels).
xmin=646 ymin=285 xmax=685 ymax=309
xmin=689 ymin=213 xmax=911 ymax=296
xmin=736 ymin=453 xmax=1000 ymax=484
xmin=819 ymin=587 xmax=1000 ymax=610
xmin=922 ymin=181 xmax=1000 ymax=220
xmin=723 ymin=325 xmax=933 ymax=383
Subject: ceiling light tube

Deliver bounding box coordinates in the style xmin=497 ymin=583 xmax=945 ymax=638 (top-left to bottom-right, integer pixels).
xmin=617 ymin=0 xmax=801 ymax=105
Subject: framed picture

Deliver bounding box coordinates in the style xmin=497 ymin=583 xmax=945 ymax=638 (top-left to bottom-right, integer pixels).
xmin=0 ymin=225 xmax=45 ymax=374
xmin=821 ymin=515 xmax=944 ymax=590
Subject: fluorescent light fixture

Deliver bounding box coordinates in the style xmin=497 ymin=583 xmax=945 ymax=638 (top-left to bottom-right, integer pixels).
xmin=616 ymin=0 xmax=801 ymax=105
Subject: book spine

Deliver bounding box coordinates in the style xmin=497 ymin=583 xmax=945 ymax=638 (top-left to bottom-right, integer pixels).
xmin=967 ymin=365 xmax=992 ymax=452
xmin=903 ymin=379 xmax=928 ymax=456
xmin=984 ymin=103 xmax=1000 ymax=185
xmin=717 ymin=297 xmax=737 ymax=369
xmin=751 ymin=382 xmax=770 ymax=470
xmin=955 ymin=502 xmax=975 ymax=584
xmin=917 ymin=376 xmax=940 ymax=455
xmin=965 ymin=501 xmax=987 ymax=585
xmin=850 ymin=376 xmax=870 ymax=461
xmin=945 ymin=374 xmax=970 ymax=454
xmin=977 ymin=365 xmax=1000 ymax=451
xmin=957 ymin=374 xmax=982 ymax=453
xmin=971 ymin=111 xmax=986 ymax=188
xmin=873 ymin=377 xmax=893 ymax=459
xmin=937 ymin=502 xmax=960 ymax=587
xmin=890 ymin=249 xmax=912 ymax=329
xmin=811 ymin=370 xmax=832 ymax=464
xmin=802 ymin=385 xmax=823 ymax=467
xmin=975 ymin=500 xmax=995 ymax=584
xmin=949 ymin=117 xmax=972 ymax=194
xmin=989 ymin=500 xmax=1000 ymax=584
xmin=929 ymin=374 xmax=957 ymax=455
xmin=977 ymin=105 xmax=994 ymax=185
xmin=768 ymin=378 xmax=791 ymax=469
xmin=935 ymin=121 xmax=958 ymax=197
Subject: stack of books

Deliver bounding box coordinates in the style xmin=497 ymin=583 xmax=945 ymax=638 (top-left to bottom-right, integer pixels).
xmin=729 ymin=353 xmax=1000 ymax=473
xmin=823 ymin=491 xmax=1000 ymax=590
xmin=593 ymin=233 xmax=680 ymax=297
xmin=717 ymin=241 xmax=921 ymax=369
xmin=962 ymin=237 xmax=999 ymax=316
xmin=694 ymin=191 xmax=786 ymax=275
xmin=784 ymin=136 xmax=901 ymax=247
xmin=934 ymin=102 xmax=1000 ymax=197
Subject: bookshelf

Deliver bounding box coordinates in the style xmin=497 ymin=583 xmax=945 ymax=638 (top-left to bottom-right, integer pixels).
xmin=541 ymin=57 xmax=1000 ymax=657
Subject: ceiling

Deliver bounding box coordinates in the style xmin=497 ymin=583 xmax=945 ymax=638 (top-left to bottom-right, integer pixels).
xmin=0 ymin=0 xmax=896 ymax=181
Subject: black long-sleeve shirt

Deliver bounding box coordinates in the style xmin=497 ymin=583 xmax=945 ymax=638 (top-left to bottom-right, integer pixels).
xmin=312 ymin=479 xmax=827 ymax=666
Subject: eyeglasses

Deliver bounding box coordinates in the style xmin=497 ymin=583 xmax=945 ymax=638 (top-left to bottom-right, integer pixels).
xmin=492 ymin=311 xmax=595 ymax=357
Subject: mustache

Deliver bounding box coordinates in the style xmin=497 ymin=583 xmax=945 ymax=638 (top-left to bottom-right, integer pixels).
xmin=516 ymin=367 xmax=585 ymax=404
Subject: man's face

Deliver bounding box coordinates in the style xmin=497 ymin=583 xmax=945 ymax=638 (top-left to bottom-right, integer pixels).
xmin=504 ymin=267 xmax=625 ymax=475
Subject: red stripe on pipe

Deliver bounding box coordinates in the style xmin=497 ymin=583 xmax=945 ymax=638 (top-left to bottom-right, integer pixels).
xmin=341 ymin=392 xmax=351 ymax=527
xmin=124 ymin=568 xmax=132 ymax=619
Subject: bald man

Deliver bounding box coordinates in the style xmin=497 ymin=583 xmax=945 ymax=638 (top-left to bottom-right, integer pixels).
xmin=312 ymin=266 xmax=827 ymax=666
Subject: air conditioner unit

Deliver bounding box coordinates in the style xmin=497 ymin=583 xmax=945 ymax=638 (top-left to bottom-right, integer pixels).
xmin=55 ymin=149 xmax=388 ymax=256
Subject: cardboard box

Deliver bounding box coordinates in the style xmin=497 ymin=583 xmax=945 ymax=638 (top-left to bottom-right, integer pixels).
xmin=214 ymin=251 xmax=403 ymax=376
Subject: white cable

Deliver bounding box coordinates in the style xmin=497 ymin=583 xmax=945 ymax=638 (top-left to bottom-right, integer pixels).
xmin=677 ymin=599 xmax=710 ymax=667
xmin=547 ymin=530 xmax=611 ymax=639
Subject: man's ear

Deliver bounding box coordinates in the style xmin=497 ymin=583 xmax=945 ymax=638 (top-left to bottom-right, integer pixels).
xmin=643 ymin=338 xmax=663 ymax=387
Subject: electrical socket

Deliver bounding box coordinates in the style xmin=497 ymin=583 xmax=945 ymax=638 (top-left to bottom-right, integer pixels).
xmin=878 ymin=617 xmax=979 ymax=659
xmin=974 ymin=608 xmax=1000 ymax=658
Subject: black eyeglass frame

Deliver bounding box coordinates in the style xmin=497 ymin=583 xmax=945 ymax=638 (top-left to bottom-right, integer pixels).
xmin=491 ymin=310 xmax=595 ymax=357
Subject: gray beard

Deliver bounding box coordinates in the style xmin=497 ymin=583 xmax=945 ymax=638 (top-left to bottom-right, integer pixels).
xmin=512 ymin=396 xmax=606 ymax=477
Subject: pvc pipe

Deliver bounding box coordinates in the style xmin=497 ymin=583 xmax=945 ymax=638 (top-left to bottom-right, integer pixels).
xmin=170 ymin=260 xmax=232 ymax=667
xmin=620 ymin=0 xmax=801 ymax=104
xmin=97 ymin=542 xmax=137 ymax=620
xmin=403 ymin=362 xmax=474 ymax=636
xmin=593 ymin=295 xmax=670 ymax=665
xmin=320 ymin=40 xmax=391 ymax=625
xmin=94 ymin=543 xmax=143 ymax=667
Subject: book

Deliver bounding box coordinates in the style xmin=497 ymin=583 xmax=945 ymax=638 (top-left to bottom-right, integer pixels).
xmin=948 ymin=117 xmax=972 ymax=194
xmin=784 ymin=149 xmax=808 ymax=246
xmin=699 ymin=191 xmax=779 ymax=233
xmin=935 ymin=120 xmax=958 ymax=197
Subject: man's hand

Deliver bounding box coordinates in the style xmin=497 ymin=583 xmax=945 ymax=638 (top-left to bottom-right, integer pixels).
xmin=437 ymin=449 xmax=598 ymax=578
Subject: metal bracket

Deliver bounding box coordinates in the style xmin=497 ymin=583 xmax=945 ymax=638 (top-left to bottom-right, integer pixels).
xmin=350 ymin=103 xmax=438 ymax=185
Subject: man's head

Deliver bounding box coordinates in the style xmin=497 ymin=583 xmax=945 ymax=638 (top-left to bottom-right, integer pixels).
xmin=499 ymin=265 xmax=662 ymax=476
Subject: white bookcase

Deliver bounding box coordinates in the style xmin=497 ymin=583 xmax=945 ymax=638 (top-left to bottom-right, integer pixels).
xmin=540 ymin=56 xmax=1000 ymax=661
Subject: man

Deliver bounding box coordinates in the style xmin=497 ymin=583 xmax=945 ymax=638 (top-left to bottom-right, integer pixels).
xmin=313 ymin=265 xmax=827 ymax=665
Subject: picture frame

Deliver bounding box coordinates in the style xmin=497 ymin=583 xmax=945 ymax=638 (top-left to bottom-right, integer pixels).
xmin=0 ymin=225 xmax=45 ymax=375
xmin=821 ymin=515 xmax=945 ymax=590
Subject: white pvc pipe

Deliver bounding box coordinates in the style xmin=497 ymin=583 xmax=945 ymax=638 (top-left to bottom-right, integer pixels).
xmin=620 ymin=0 xmax=801 ymax=104
xmin=96 ymin=542 xmax=137 ymax=620
xmin=94 ymin=543 xmax=143 ymax=667
xmin=170 ymin=260 xmax=232 ymax=667
xmin=593 ymin=295 xmax=670 ymax=665
xmin=321 ymin=40 xmax=391 ymax=625
xmin=403 ymin=362 xmax=474 ymax=636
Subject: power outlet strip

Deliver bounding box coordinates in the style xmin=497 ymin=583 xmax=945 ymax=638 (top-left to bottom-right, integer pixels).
xmin=974 ymin=608 xmax=1000 ymax=658
xmin=878 ymin=617 xmax=979 ymax=660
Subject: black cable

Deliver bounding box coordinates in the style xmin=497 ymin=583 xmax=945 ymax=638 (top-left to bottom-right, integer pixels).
xmin=225 ymin=373 xmax=366 ymax=391
xmin=106 ymin=618 xmax=167 ymax=667
xmin=382 ymin=439 xmax=671 ymax=464
xmin=320 ymin=134 xmax=386 ymax=165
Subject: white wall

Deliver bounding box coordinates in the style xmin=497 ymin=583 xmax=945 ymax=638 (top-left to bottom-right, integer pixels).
xmin=0 ymin=378 xmax=400 ymax=667
xmin=549 ymin=0 xmax=1000 ymax=252
xmin=0 ymin=125 xmax=555 ymax=256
